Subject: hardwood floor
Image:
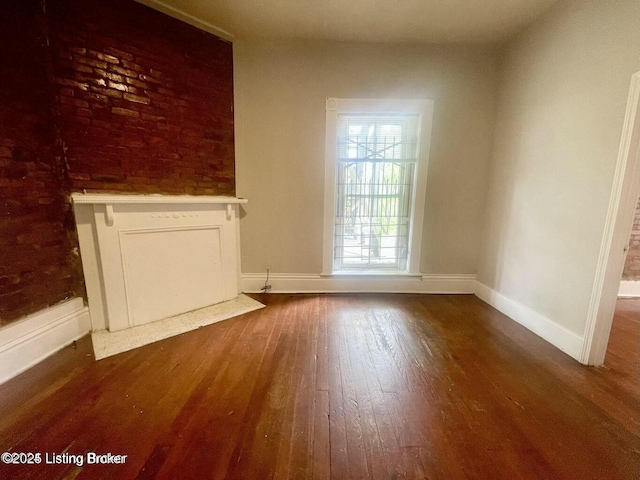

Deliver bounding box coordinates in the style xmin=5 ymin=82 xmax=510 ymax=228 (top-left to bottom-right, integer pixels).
xmin=0 ymin=294 xmax=637 ymax=479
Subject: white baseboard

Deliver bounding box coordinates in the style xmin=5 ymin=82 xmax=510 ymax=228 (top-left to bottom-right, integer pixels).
xmin=618 ymin=280 xmax=640 ymax=297
xmin=0 ymin=298 xmax=91 ymax=385
xmin=241 ymin=273 xmax=477 ymax=294
xmin=474 ymin=282 xmax=584 ymax=361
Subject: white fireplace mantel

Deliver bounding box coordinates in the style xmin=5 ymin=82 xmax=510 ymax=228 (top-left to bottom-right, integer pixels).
xmin=72 ymin=193 xmax=248 ymax=205
xmin=72 ymin=193 xmax=247 ymax=333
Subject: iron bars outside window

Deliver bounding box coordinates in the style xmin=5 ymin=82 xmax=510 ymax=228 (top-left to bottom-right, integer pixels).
xmin=334 ymin=114 xmax=419 ymax=271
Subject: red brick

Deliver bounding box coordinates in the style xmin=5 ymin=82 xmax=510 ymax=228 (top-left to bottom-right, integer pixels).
xmin=141 ymin=113 xmax=165 ymax=122
xmin=73 ymin=55 xmax=108 ymax=69
xmin=70 ymin=62 xmax=93 ymax=74
xmin=125 ymin=77 xmax=150 ymax=89
xmin=79 ymin=91 xmax=109 ymax=103
xmin=55 ymin=78 xmax=90 ymax=91
xmin=120 ymin=59 xmax=143 ymax=72
xmin=111 ymin=107 xmax=139 ymax=118
xmin=108 ymin=65 xmax=138 ymax=78
xmin=123 ymin=93 xmax=150 ymax=105
xmin=138 ymin=73 xmax=163 ymax=85
xmin=105 ymin=81 xmax=127 ymax=92
xmin=95 ymin=87 xmax=123 ymax=98
xmin=79 ymin=75 xmax=107 ymax=87
xmin=94 ymin=69 xmax=124 ymax=82
xmin=87 ymin=50 xmax=120 ymax=64
xmin=103 ymin=46 xmax=134 ymax=62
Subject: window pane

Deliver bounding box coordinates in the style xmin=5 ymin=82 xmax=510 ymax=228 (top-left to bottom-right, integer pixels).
xmin=334 ymin=114 xmax=418 ymax=270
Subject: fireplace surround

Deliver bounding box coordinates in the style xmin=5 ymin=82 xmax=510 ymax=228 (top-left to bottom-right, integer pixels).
xmin=72 ymin=194 xmax=247 ymax=333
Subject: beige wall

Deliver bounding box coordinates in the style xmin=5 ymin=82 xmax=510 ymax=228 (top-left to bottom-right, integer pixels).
xmin=234 ymin=40 xmax=499 ymax=274
xmin=477 ymin=0 xmax=640 ymax=334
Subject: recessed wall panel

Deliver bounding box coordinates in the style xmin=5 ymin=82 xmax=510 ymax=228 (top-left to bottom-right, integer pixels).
xmin=121 ymin=227 xmax=224 ymax=326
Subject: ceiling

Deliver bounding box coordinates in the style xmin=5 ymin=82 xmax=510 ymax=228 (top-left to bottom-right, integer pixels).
xmin=138 ymin=0 xmax=560 ymax=44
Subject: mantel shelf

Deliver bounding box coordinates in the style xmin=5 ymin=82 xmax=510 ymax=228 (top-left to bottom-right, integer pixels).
xmin=71 ymin=193 xmax=248 ymax=205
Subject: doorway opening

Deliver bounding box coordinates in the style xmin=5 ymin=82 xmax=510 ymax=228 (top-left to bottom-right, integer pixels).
xmin=582 ymin=72 xmax=640 ymax=365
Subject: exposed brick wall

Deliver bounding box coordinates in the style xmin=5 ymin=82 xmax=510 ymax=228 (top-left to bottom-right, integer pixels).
xmin=50 ymin=0 xmax=235 ymax=195
xmin=0 ymin=0 xmax=83 ymax=325
xmin=622 ymin=197 xmax=640 ymax=281
xmin=1 ymin=0 xmax=235 ymax=325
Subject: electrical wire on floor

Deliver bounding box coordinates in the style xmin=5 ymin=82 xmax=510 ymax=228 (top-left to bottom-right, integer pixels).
xmin=261 ymin=268 xmax=271 ymax=293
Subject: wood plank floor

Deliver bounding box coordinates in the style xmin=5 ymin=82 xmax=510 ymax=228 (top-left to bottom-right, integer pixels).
xmin=0 ymin=294 xmax=637 ymax=479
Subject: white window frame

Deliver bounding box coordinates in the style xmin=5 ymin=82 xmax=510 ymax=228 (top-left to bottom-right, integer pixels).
xmin=322 ymin=98 xmax=434 ymax=275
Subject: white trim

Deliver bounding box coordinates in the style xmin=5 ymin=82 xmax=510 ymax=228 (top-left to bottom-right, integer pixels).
xmin=582 ymin=73 xmax=640 ymax=365
xmin=322 ymin=98 xmax=434 ymax=276
xmin=134 ymin=0 xmax=235 ymax=41
xmin=0 ymin=298 xmax=91 ymax=385
xmin=241 ymin=273 xmax=476 ymax=294
xmin=618 ymin=280 xmax=640 ymax=297
xmin=71 ymin=193 xmax=247 ymax=205
xmin=474 ymin=283 xmax=584 ymax=361
xmin=322 ymin=100 xmax=338 ymax=275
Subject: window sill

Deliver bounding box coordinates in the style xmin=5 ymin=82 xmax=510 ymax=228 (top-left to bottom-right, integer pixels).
xmin=323 ymin=270 xmax=422 ymax=278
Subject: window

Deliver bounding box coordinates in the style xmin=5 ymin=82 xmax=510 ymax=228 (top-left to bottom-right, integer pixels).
xmin=323 ymin=98 xmax=434 ymax=275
